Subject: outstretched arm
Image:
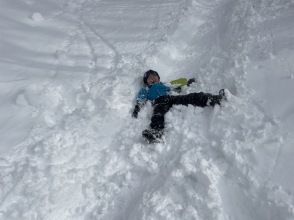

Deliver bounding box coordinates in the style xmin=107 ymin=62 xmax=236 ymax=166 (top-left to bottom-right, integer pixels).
xmin=132 ymin=88 xmax=147 ymax=118
xmin=132 ymin=101 xmax=145 ymax=118
xmin=170 ymin=77 xmax=196 ymax=93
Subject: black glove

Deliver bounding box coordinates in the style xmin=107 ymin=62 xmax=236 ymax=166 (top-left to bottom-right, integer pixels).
xmin=132 ymin=104 xmax=140 ymax=118
xmin=187 ymin=78 xmax=196 ymax=86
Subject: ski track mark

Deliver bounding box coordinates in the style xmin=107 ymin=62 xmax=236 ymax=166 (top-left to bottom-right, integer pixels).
xmin=79 ymin=20 xmax=121 ymax=72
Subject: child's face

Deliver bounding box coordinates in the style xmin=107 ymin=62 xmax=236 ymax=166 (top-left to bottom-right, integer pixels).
xmin=147 ymin=74 xmax=160 ymax=86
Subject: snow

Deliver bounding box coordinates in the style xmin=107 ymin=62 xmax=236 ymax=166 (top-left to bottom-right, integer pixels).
xmin=1 ymin=0 xmax=294 ymax=219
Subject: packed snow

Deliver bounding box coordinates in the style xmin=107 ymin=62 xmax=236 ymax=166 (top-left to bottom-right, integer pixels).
xmin=1 ymin=0 xmax=294 ymax=219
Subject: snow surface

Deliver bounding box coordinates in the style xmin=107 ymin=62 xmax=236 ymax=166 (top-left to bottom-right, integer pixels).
xmin=1 ymin=0 xmax=294 ymax=219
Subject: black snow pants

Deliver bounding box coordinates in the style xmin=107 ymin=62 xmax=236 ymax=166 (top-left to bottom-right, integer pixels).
xmin=150 ymin=92 xmax=221 ymax=130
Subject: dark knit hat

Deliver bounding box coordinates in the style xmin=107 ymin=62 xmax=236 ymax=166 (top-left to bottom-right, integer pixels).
xmin=143 ymin=70 xmax=160 ymax=85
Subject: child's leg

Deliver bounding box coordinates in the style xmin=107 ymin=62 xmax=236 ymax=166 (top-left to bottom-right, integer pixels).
xmin=150 ymin=97 xmax=172 ymax=130
xmin=171 ymin=92 xmax=221 ymax=107
xmin=142 ymin=96 xmax=171 ymax=142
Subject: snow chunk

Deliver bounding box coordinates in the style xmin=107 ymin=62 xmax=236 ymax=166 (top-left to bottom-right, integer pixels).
xmin=29 ymin=12 xmax=44 ymax=24
xmin=32 ymin=12 xmax=44 ymax=22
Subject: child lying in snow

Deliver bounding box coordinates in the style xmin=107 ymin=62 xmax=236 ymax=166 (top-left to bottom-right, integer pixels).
xmin=132 ymin=69 xmax=226 ymax=143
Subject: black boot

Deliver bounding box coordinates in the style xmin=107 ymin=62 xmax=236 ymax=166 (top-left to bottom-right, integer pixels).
xmin=219 ymin=89 xmax=227 ymax=101
xmin=207 ymin=89 xmax=227 ymax=106
xmin=142 ymin=128 xmax=163 ymax=143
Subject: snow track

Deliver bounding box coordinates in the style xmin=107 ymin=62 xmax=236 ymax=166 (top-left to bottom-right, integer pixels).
xmin=1 ymin=0 xmax=294 ymax=219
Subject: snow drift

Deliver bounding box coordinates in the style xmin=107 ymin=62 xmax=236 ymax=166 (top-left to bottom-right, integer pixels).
xmin=0 ymin=0 xmax=294 ymax=219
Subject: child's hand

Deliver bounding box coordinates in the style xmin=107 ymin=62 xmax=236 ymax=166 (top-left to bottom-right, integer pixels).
xmin=132 ymin=110 xmax=138 ymax=118
xmin=187 ymin=78 xmax=196 ymax=86
xmin=132 ymin=104 xmax=140 ymax=118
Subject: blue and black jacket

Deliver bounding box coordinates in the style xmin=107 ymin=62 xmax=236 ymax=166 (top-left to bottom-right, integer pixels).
xmin=136 ymin=82 xmax=171 ymax=103
xmin=132 ymin=78 xmax=195 ymax=118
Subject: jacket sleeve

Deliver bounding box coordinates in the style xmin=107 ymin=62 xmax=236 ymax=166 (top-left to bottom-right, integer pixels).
xmin=170 ymin=78 xmax=188 ymax=87
xmin=170 ymin=77 xmax=196 ymax=93
xmin=132 ymin=88 xmax=147 ymax=118
xmin=136 ymin=88 xmax=148 ymax=103
xmin=169 ymin=78 xmax=187 ymax=93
